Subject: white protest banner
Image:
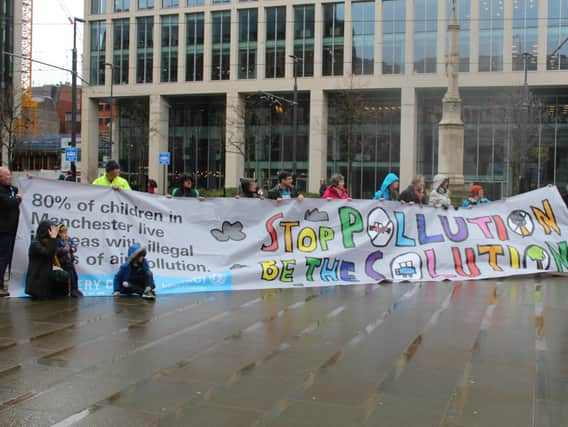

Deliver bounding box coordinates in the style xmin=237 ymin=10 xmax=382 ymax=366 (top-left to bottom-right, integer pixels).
xmin=9 ymin=178 xmax=568 ymax=297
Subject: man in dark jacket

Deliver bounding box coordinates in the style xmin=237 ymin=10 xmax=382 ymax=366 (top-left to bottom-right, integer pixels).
xmin=267 ymin=171 xmax=304 ymax=201
xmin=0 ymin=167 xmax=21 ymax=297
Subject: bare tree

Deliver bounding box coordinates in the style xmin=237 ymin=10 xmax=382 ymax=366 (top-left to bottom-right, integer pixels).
xmin=327 ymin=75 xmax=369 ymax=195
xmin=504 ymin=88 xmax=544 ymax=195
xmin=0 ymin=84 xmax=34 ymax=169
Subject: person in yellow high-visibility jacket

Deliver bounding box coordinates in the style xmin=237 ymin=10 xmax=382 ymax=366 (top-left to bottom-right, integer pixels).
xmin=92 ymin=160 xmax=131 ymax=190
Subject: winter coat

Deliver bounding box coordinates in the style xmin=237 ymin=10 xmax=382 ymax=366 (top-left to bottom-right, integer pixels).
xmin=462 ymin=197 xmax=490 ymax=208
xmin=373 ymin=173 xmax=399 ymax=201
xmin=267 ymin=185 xmax=300 ymax=200
xmin=92 ymin=174 xmax=131 ymax=190
xmin=172 ymin=187 xmax=200 ymax=198
xmin=114 ymin=244 xmax=152 ymax=292
xmin=26 ymin=221 xmax=66 ymax=298
xmin=322 ymin=185 xmax=350 ymax=199
xmin=399 ymin=185 xmax=427 ymax=205
xmin=0 ymin=183 xmax=21 ymax=234
xmin=429 ymin=174 xmax=452 ymax=208
xmin=56 ymin=237 xmax=77 ymax=270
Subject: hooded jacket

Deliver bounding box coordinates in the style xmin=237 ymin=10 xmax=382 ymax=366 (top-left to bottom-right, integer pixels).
xmin=429 ymin=174 xmax=451 ymax=208
xmin=373 ymin=173 xmax=399 ymax=201
xmin=113 ymin=244 xmax=151 ymax=292
xmin=26 ymin=221 xmax=63 ymax=298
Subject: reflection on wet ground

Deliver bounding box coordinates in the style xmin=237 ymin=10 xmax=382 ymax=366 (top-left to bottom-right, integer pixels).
xmin=0 ymin=277 xmax=566 ymax=426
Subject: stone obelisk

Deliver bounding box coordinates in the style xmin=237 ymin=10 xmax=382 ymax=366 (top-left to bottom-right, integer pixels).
xmin=438 ymin=0 xmax=465 ymax=197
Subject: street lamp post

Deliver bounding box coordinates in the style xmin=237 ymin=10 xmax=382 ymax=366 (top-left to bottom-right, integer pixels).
xmin=71 ymin=17 xmax=85 ymax=180
xmin=289 ymin=55 xmax=301 ymax=178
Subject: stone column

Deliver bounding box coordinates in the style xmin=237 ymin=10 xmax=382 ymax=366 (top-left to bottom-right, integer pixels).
xmin=374 ymin=0 xmax=382 ymax=76
xmin=230 ymin=8 xmax=239 ymax=81
xmin=257 ymin=7 xmax=266 ymax=79
xmin=80 ymin=97 xmax=100 ymax=184
xmin=225 ymin=92 xmax=245 ymax=189
xmin=437 ymin=0 xmax=447 ymax=77
xmin=438 ymin=1 xmax=465 ymax=199
xmin=177 ymin=12 xmax=186 ymax=82
xmin=308 ymin=89 xmax=328 ymax=193
xmin=153 ymin=16 xmax=161 ymax=84
xmin=470 ymin=0 xmax=479 ymax=72
xmin=503 ymin=0 xmax=513 ymax=73
xmin=399 ymin=86 xmax=417 ymax=188
xmin=314 ymin=3 xmax=323 ymax=77
xmin=148 ymin=95 xmax=169 ymax=194
xmin=285 ymin=3 xmax=295 ymax=78
xmin=405 ymin=0 xmax=414 ymax=75
xmin=129 ymin=17 xmax=137 ymax=85
xmin=203 ymin=10 xmax=212 ymax=82
xmin=343 ymin=0 xmax=353 ymax=76
xmin=538 ymin=0 xmax=548 ymax=71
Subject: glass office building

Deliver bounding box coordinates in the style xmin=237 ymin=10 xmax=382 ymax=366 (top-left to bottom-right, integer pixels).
xmin=82 ymin=0 xmax=568 ymax=198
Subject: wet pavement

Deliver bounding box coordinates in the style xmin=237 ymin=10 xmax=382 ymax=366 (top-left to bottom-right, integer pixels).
xmin=0 ymin=277 xmax=566 ymax=426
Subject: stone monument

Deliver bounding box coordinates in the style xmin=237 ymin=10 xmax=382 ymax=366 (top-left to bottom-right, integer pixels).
xmin=438 ymin=0 xmax=467 ymax=203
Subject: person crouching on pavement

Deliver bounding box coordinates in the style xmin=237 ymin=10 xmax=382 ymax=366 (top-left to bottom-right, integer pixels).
xmin=56 ymin=224 xmax=83 ymax=297
xmin=26 ymin=221 xmax=70 ymax=299
xmin=113 ymin=244 xmax=156 ymax=299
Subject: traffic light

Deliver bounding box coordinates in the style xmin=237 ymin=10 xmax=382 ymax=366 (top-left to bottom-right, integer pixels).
xmin=274 ymin=103 xmax=284 ymax=113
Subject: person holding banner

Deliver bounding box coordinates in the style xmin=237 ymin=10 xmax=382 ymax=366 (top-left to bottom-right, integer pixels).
xmin=0 ymin=167 xmax=21 ymax=297
xmin=26 ymin=221 xmax=70 ymax=299
xmin=237 ymin=178 xmax=264 ymax=198
xmin=400 ymin=176 xmax=427 ymax=205
xmin=462 ymin=185 xmax=490 ymax=208
xmin=373 ymin=173 xmax=400 ymax=201
xmin=429 ymin=174 xmax=452 ymax=209
xmin=322 ymin=174 xmax=351 ymax=200
xmin=113 ymin=244 xmax=156 ymax=300
xmin=171 ymin=175 xmax=204 ymax=200
xmin=92 ymin=160 xmax=131 ymax=190
xmin=268 ymin=171 xmax=304 ymax=201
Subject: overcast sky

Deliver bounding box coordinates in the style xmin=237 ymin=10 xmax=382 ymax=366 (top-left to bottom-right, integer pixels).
xmin=32 ymin=0 xmax=84 ymax=86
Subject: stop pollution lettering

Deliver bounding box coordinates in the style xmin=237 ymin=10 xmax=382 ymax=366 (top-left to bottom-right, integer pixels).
xmin=258 ymin=199 xmax=568 ymax=283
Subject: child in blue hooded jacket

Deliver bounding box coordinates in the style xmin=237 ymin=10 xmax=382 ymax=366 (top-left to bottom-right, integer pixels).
xmin=373 ymin=173 xmax=400 ymax=201
xmin=113 ymin=243 xmax=156 ymax=299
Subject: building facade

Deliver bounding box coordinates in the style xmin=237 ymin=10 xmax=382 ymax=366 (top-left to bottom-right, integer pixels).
xmin=82 ymin=0 xmax=568 ymax=198
xmin=0 ymin=0 xmax=22 ymax=166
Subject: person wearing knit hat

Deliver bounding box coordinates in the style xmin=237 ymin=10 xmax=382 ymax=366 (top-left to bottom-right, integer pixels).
xmin=462 ymin=184 xmax=490 ymax=208
xmin=92 ymin=160 xmax=131 ymax=190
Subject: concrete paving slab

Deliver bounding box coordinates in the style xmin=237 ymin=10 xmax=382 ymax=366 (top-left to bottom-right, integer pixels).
xmin=0 ymin=279 xmax=566 ymax=426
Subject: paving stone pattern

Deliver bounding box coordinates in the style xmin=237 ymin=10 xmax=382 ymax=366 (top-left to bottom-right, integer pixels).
xmin=0 ymin=278 xmax=566 ymax=426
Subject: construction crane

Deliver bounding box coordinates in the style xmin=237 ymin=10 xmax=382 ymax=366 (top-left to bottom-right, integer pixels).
xmin=56 ymin=0 xmax=74 ymax=25
xmin=16 ymin=0 xmax=37 ymax=136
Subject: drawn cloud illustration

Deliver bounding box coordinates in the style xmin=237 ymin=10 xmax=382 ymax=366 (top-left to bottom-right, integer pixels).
xmin=304 ymin=208 xmax=329 ymax=222
xmin=210 ymin=221 xmax=247 ymax=242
